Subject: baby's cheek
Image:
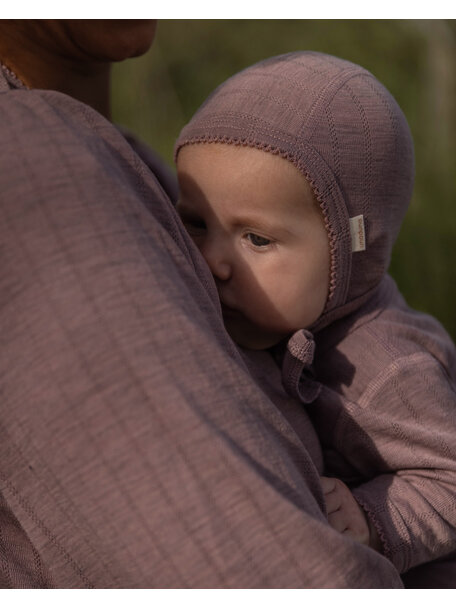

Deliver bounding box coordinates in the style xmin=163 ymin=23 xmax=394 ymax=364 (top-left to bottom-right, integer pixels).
xmin=254 ymin=293 xmax=299 ymax=333
xmin=235 ymin=260 xmax=297 ymax=329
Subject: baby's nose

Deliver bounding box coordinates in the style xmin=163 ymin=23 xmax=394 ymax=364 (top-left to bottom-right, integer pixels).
xmin=201 ymin=239 xmax=232 ymax=281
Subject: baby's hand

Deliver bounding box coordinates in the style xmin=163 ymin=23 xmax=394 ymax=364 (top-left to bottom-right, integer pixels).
xmin=321 ymin=476 xmax=371 ymax=546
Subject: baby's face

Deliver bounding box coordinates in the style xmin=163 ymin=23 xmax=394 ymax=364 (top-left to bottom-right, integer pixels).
xmin=176 ymin=143 xmax=330 ymax=349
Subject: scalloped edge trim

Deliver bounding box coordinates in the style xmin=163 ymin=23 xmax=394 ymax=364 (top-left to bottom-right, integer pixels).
xmin=353 ymin=493 xmax=395 ymax=565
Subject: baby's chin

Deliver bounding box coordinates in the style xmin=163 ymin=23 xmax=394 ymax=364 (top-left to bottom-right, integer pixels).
xmin=223 ymin=317 xmax=288 ymax=351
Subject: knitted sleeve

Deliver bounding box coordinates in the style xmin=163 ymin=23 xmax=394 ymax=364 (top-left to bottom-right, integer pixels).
xmin=331 ymin=353 xmax=456 ymax=573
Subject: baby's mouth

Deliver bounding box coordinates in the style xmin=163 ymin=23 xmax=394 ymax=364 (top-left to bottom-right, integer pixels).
xmin=220 ymin=302 xmax=240 ymax=317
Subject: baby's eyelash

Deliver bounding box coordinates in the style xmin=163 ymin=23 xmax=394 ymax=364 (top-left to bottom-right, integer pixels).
xmin=185 ymin=218 xmax=206 ymax=229
xmin=176 ymin=204 xmax=205 ymax=229
xmin=180 ymin=215 xmax=207 ymax=234
xmin=245 ymin=233 xmax=272 ymax=247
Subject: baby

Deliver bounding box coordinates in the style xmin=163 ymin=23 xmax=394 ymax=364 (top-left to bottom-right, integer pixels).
xmin=174 ymin=52 xmax=456 ymax=575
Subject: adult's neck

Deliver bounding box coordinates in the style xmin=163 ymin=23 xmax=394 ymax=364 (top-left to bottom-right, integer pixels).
xmin=0 ymin=24 xmax=112 ymax=119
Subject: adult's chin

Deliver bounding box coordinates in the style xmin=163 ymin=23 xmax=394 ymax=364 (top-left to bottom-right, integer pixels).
xmin=61 ymin=19 xmax=158 ymax=62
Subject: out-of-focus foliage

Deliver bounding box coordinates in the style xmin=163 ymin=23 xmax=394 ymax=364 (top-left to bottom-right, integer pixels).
xmin=112 ymin=20 xmax=456 ymax=340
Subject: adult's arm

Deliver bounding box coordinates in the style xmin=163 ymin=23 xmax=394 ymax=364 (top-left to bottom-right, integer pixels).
xmin=0 ymin=88 xmax=402 ymax=588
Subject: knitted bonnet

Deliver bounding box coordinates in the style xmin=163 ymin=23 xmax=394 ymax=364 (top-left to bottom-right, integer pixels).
xmin=174 ymin=51 xmax=415 ymax=331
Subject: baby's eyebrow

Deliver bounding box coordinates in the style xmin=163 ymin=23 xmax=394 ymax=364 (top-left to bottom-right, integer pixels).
xmin=233 ymin=213 xmax=294 ymax=237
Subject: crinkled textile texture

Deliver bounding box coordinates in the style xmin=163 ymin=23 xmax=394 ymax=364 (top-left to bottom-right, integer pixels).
xmin=0 ymin=65 xmax=402 ymax=587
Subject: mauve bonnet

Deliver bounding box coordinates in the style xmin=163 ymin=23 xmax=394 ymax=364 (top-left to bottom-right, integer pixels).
xmin=174 ymin=51 xmax=415 ymax=330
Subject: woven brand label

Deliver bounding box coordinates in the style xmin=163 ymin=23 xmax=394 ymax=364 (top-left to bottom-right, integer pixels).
xmin=349 ymin=215 xmax=366 ymax=252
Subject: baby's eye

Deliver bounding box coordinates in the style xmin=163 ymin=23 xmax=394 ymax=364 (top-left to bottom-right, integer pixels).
xmin=246 ymin=233 xmax=271 ymax=247
xmin=182 ymin=217 xmax=207 ymax=234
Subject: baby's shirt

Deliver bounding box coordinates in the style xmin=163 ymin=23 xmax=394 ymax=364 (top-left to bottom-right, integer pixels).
xmin=281 ymin=274 xmax=456 ymax=573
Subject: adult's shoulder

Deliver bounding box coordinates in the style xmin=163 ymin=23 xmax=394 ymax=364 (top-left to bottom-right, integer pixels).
xmin=0 ymin=87 xmax=171 ymax=213
xmin=0 ymin=87 xmax=135 ymax=167
xmin=0 ymin=86 xmax=179 ymax=204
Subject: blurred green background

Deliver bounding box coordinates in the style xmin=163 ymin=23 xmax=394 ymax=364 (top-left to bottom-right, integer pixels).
xmin=112 ymin=19 xmax=456 ymax=340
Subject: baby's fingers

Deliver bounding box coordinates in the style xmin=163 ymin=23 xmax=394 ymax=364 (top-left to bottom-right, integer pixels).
xmin=320 ymin=476 xmax=344 ymax=514
xmin=320 ymin=476 xmax=337 ymax=494
xmin=327 ymin=510 xmax=348 ymax=534
xmin=323 ymin=487 xmax=342 ymax=514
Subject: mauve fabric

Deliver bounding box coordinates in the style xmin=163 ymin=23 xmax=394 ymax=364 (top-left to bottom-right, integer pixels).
xmin=175 ymin=52 xmax=456 ymax=582
xmin=312 ymin=276 xmax=456 ymax=576
xmin=0 ymin=66 xmax=403 ymax=587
